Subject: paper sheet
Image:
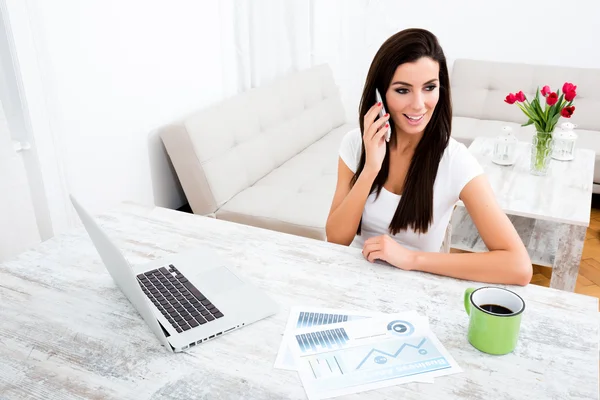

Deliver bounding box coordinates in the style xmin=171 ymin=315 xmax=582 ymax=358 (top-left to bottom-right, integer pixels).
xmin=274 ymin=307 xmax=385 ymax=371
xmin=276 ymin=308 xmax=461 ymax=399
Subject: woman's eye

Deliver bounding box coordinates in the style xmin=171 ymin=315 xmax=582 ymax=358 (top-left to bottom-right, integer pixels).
xmin=395 ymin=86 xmax=437 ymax=94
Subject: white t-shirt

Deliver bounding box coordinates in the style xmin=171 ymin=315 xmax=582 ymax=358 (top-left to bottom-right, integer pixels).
xmin=338 ymin=128 xmax=484 ymax=252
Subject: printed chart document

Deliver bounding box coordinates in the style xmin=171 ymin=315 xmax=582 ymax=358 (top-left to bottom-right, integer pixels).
xmin=274 ymin=307 xmax=384 ymax=371
xmin=276 ymin=308 xmax=461 ymax=399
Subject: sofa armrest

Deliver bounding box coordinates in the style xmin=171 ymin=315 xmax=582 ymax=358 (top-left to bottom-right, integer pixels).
xmin=159 ymin=123 xmax=218 ymax=216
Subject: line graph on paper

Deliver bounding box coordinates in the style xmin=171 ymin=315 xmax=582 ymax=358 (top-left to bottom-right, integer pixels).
xmin=356 ymin=338 xmax=428 ymax=369
xmin=303 ymin=336 xmax=450 ymax=380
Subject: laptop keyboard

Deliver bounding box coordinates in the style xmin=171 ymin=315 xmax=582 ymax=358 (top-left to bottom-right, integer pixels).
xmin=136 ymin=264 xmax=224 ymax=333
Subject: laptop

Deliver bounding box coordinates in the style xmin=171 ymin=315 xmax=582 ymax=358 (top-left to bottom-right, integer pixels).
xmin=69 ymin=195 xmax=278 ymax=352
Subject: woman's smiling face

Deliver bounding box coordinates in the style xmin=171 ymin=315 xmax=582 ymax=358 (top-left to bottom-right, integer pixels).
xmin=385 ymin=57 xmax=440 ymax=137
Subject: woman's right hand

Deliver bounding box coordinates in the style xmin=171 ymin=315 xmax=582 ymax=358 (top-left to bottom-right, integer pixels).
xmin=363 ymin=102 xmax=390 ymax=174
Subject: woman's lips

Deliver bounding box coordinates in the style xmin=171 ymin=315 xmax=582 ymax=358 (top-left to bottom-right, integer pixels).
xmin=403 ymin=114 xmax=424 ymax=125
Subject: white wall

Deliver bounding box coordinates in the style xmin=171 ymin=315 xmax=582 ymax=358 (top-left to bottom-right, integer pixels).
xmin=6 ymin=0 xmax=234 ymax=229
xmin=6 ymin=0 xmax=600 ymax=239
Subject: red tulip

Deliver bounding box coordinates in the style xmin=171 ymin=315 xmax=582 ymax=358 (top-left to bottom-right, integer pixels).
xmin=561 ymin=105 xmax=575 ymax=118
xmin=504 ymin=93 xmax=517 ymax=104
xmin=541 ymin=85 xmax=551 ymax=96
xmin=515 ymin=91 xmax=526 ymax=102
xmin=565 ymin=89 xmax=577 ymax=102
xmin=563 ymin=82 xmax=577 ymax=93
xmin=546 ymin=92 xmax=558 ymax=106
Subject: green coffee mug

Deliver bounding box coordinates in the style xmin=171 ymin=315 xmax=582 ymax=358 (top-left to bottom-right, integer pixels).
xmin=464 ymin=286 xmax=525 ymax=355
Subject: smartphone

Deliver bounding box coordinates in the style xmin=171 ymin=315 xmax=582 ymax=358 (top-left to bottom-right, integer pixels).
xmin=375 ymin=89 xmax=392 ymax=142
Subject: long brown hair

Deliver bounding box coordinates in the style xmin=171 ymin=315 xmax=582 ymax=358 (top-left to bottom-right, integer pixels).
xmin=352 ymin=28 xmax=451 ymax=235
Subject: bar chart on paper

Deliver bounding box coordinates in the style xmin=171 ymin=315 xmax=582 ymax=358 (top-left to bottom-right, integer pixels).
xmin=307 ymin=353 xmax=345 ymax=379
xmin=296 ymin=312 xmax=364 ymax=328
xmin=274 ymin=308 xmax=381 ymax=372
xmin=295 ymin=327 xmax=350 ymax=354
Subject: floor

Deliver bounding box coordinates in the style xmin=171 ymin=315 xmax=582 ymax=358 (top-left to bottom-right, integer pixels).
xmin=529 ymin=200 xmax=600 ymax=309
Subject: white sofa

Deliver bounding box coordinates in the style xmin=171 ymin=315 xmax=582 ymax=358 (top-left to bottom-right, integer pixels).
xmin=160 ymin=59 xmax=600 ymax=242
xmin=160 ymin=64 xmax=356 ymax=240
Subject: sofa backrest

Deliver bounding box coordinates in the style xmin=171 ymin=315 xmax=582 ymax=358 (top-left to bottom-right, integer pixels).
xmin=451 ymin=59 xmax=600 ymax=131
xmin=160 ymin=64 xmax=347 ymax=216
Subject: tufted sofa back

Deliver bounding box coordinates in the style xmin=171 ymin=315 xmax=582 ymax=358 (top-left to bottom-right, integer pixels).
xmin=159 ymin=64 xmax=347 ymax=216
xmin=451 ymin=59 xmax=600 ymax=131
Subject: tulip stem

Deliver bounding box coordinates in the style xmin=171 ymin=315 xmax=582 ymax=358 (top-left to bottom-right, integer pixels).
xmin=532 ymin=131 xmax=553 ymax=174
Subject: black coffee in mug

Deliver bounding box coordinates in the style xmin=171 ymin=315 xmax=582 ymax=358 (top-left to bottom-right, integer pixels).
xmin=481 ymin=304 xmax=513 ymax=315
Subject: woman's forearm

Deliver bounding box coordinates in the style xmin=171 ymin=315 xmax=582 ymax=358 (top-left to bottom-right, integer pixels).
xmin=412 ymin=249 xmax=533 ymax=286
xmin=326 ymin=168 xmax=378 ymax=246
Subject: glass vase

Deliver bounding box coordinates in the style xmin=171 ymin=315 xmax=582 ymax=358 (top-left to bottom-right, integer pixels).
xmin=530 ymin=131 xmax=554 ymax=176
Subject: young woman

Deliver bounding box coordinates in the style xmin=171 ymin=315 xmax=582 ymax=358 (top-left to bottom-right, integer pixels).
xmin=325 ymin=28 xmax=532 ymax=286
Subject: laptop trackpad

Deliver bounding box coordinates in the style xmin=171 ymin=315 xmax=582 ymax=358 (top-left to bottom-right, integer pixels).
xmin=201 ymin=267 xmax=244 ymax=294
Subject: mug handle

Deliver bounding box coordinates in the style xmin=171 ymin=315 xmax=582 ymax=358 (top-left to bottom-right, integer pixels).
xmin=464 ymin=287 xmax=476 ymax=315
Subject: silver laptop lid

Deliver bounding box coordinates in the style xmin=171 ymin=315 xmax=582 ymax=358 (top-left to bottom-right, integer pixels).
xmin=69 ymin=195 xmax=173 ymax=351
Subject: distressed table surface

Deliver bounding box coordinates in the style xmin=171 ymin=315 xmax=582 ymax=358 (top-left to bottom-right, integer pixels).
xmin=452 ymin=137 xmax=595 ymax=292
xmin=1 ymin=203 xmax=598 ymax=400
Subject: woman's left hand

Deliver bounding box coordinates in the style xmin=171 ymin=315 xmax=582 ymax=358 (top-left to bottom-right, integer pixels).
xmin=362 ymin=235 xmax=416 ymax=270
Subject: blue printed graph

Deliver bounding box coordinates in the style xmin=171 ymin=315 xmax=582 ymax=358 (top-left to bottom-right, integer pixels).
xmin=296 ymin=327 xmax=350 ymax=353
xmin=296 ymin=312 xmax=350 ymax=328
xmin=386 ymin=320 xmax=414 ymax=336
xmin=307 ymin=354 xmax=344 ymax=379
xmin=356 ymin=338 xmax=428 ymax=369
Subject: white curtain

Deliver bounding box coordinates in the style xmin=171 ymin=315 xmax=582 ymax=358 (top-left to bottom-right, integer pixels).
xmin=0 ymin=101 xmax=41 ymax=261
xmin=218 ymin=0 xmax=313 ymax=95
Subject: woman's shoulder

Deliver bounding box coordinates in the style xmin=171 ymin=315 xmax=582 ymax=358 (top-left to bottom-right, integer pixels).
xmin=342 ymin=127 xmax=362 ymax=145
xmin=440 ymin=137 xmax=484 ymax=192
xmin=440 ymin=137 xmax=474 ymax=165
xmin=339 ymin=127 xmax=363 ymax=172
xmin=444 ymin=137 xmax=470 ymax=157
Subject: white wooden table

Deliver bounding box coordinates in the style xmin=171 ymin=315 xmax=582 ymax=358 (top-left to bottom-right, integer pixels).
xmin=451 ymin=137 xmax=595 ymax=292
xmin=1 ymin=202 xmax=598 ymax=399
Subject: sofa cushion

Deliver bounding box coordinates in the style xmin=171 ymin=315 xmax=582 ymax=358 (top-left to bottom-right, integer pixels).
xmin=215 ymin=123 xmax=357 ymax=240
xmin=160 ymin=64 xmax=348 ymax=216
xmin=572 ymin=129 xmax=600 ymax=184
xmin=451 ymin=116 xmax=534 ymax=147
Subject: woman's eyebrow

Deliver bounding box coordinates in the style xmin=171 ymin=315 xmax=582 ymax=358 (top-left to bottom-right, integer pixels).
xmin=391 ymin=78 xmax=439 ymax=87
